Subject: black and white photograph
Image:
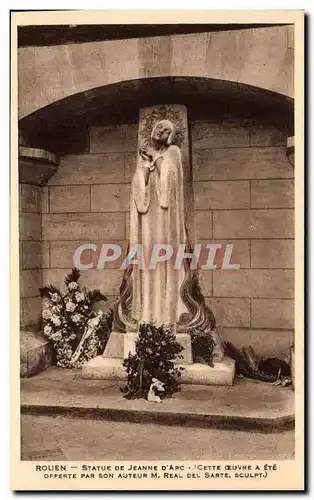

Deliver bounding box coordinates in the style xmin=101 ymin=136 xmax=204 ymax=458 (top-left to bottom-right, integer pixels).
xmin=11 ymin=10 xmax=304 ymax=491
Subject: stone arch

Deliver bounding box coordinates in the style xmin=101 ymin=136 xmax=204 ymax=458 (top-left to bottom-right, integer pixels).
xmin=19 ymin=76 xmax=294 ymax=154
xmin=18 ymin=25 xmax=294 ymax=120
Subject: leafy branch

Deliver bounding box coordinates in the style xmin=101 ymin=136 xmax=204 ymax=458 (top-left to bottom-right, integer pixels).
xmin=87 ymin=289 xmax=107 ymax=303
xmin=39 ymin=284 xmax=60 ymax=300
xmin=64 ymin=268 xmax=80 ymax=286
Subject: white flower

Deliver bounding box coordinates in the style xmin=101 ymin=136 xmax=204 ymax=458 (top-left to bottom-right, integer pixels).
xmin=75 ymin=292 xmax=85 ymax=302
xmin=42 ymin=309 xmax=52 ymax=320
xmin=42 ymin=299 xmax=50 ymax=309
xmin=52 ymin=305 xmax=62 ymax=314
xmin=44 ymin=325 xmax=52 ymax=335
xmin=66 ymin=301 xmax=76 ymax=312
xmin=51 ymin=315 xmax=61 ymax=327
xmin=52 ymin=331 xmax=62 ymax=342
xmin=69 ymin=333 xmax=76 ymax=340
xmin=50 ymin=293 xmax=60 ymax=303
xmin=65 ymin=348 xmax=73 ymax=359
xmin=72 ymin=313 xmax=82 ymax=324
xmin=68 ymin=281 xmax=78 ymax=291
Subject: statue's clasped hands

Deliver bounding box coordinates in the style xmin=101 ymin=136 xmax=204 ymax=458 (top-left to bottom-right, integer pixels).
xmin=140 ymin=146 xmax=163 ymax=173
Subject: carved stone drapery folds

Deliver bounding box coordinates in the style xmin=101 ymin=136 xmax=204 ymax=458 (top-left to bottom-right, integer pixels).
xmin=113 ymin=104 xmax=216 ymax=336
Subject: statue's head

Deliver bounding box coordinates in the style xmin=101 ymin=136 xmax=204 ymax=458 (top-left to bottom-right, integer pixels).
xmin=151 ymin=119 xmax=174 ymax=146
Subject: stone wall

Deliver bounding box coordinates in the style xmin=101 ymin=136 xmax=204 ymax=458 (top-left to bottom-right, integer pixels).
xmin=39 ymin=114 xmax=294 ymax=358
xmin=19 ymin=184 xmax=45 ymax=327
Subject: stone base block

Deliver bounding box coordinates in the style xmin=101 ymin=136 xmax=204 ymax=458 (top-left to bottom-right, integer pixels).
xmin=20 ymin=330 xmax=53 ymax=378
xmin=123 ymin=332 xmax=137 ymax=358
xmin=103 ymin=331 xmax=124 ymax=358
xmin=123 ymin=331 xmax=192 ymax=364
xmin=82 ymin=356 xmax=235 ymax=386
xmin=82 ymin=356 xmax=125 ymax=380
xmin=176 ymin=333 xmax=193 ymax=365
xmin=180 ymin=358 xmax=235 ymax=386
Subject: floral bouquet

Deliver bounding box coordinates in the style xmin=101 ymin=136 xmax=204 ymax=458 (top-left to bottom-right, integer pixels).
xmin=39 ymin=269 xmax=112 ymax=368
xmin=122 ymin=323 xmax=184 ymax=400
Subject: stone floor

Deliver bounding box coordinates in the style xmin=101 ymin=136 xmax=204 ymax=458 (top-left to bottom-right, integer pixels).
xmin=21 ymin=415 xmax=295 ymax=461
xmin=20 ymin=366 xmax=294 ymax=431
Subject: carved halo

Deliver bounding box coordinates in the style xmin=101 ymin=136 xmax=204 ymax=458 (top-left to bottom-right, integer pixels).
xmin=139 ymin=106 xmax=186 ymax=149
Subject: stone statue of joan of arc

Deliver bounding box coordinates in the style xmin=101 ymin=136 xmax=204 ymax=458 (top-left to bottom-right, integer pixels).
xmin=130 ymin=119 xmax=189 ymax=327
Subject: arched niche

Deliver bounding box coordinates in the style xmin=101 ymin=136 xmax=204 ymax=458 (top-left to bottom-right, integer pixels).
xmin=19 ymin=76 xmax=294 ymax=156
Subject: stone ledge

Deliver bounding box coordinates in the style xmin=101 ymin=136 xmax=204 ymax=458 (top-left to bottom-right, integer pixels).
xmin=21 ymin=367 xmax=294 ymax=432
xmin=21 ymin=404 xmax=293 ymax=432
xmin=82 ymin=356 xmax=235 ymax=386
xmin=20 ymin=330 xmax=53 ymax=378
xmin=180 ymin=357 xmax=235 ymax=385
xmin=19 ymin=147 xmax=59 ymax=186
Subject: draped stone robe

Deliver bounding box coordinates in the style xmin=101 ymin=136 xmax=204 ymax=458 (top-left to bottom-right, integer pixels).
xmin=130 ymin=144 xmax=188 ymax=328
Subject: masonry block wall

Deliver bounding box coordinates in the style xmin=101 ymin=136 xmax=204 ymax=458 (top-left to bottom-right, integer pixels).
xmin=191 ymin=118 xmax=294 ymax=359
xmin=19 ymin=184 xmax=46 ymax=327
xmin=40 ymin=113 xmax=294 ymax=359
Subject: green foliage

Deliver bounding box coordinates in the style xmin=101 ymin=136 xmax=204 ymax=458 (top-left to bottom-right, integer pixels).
xmin=189 ymin=328 xmax=215 ymax=367
xmin=122 ymin=323 xmax=184 ymax=400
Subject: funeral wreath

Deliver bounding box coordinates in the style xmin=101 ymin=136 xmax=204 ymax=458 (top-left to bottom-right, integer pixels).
xmin=122 ymin=322 xmax=184 ymax=400
xmin=39 ymin=268 xmax=112 ymax=368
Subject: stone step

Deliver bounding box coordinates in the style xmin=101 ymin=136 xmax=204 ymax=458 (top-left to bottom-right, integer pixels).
xmin=82 ymin=355 xmax=236 ymax=386
xmin=20 ymin=367 xmax=294 ymax=432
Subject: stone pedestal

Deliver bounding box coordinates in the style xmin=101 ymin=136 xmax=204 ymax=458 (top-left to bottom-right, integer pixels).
xmin=82 ymin=355 xmax=235 ymax=386
xmin=123 ymin=332 xmax=193 ymax=365
xmin=103 ymin=331 xmax=124 ymax=358
xmin=123 ymin=332 xmax=137 ymax=358
xmin=82 ymin=330 xmax=235 ymax=386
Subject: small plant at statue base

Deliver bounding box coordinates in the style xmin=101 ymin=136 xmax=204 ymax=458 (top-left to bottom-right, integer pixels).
xmin=39 ymin=268 xmax=113 ymax=368
xmin=189 ymin=328 xmax=215 ymax=367
xmin=122 ymin=323 xmax=184 ymax=400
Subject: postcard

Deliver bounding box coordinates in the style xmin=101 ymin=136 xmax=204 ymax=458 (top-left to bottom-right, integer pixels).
xmin=11 ymin=9 xmax=304 ymax=491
